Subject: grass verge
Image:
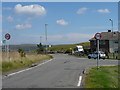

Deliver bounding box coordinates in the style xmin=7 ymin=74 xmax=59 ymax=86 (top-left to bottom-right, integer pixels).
xmin=84 ymin=65 xmax=119 ymax=88
xmin=1 ymin=54 xmax=53 ymax=73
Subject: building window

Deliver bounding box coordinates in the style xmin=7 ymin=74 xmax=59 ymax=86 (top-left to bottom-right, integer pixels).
xmin=94 ymin=41 xmax=96 ymax=46
xmin=114 ymin=41 xmax=118 ymax=43
xmin=100 ymin=40 xmax=105 ymax=45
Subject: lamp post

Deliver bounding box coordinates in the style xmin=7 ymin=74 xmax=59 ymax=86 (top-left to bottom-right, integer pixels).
xmin=109 ymin=19 xmax=113 ymax=32
xmin=109 ymin=19 xmax=115 ymax=58
xmin=45 ymin=24 xmax=48 ymax=54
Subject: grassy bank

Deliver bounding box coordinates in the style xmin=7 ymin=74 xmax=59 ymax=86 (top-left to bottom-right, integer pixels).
xmin=1 ymin=52 xmax=52 ymax=73
xmin=84 ymin=65 xmax=119 ymax=88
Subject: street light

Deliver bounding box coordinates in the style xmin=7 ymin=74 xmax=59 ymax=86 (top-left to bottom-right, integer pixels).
xmin=109 ymin=19 xmax=113 ymax=32
xmin=109 ymin=19 xmax=115 ymax=57
xmin=45 ymin=24 xmax=48 ymax=54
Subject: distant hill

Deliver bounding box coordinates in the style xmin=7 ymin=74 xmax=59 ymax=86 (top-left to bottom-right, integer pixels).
xmin=1 ymin=42 xmax=90 ymax=52
xmin=2 ymin=44 xmax=38 ymax=52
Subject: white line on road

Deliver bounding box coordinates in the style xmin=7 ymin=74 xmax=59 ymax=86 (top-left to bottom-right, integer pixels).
xmin=3 ymin=59 xmax=54 ymax=78
xmin=77 ymin=58 xmax=87 ymax=59
xmin=77 ymin=76 xmax=82 ymax=87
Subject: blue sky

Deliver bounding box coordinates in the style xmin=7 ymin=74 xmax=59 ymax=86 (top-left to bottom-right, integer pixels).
xmin=1 ymin=0 xmax=120 ymax=2
xmin=2 ymin=2 xmax=118 ymax=45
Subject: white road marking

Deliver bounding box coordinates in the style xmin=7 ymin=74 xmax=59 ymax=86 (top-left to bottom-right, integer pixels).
xmin=77 ymin=58 xmax=87 ymax=59
xmin=77 ymin=76 xmax=82 ymax=87
xmin=3 ymin=59 xmax=53 ymax=78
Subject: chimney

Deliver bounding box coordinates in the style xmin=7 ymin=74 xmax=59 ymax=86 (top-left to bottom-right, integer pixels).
xmin=108 ymin=30 xmax=111 ymax=32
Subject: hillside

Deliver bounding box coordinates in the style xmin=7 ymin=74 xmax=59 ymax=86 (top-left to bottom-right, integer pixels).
xmin=49 ymin=42 xmax=90 ymax=51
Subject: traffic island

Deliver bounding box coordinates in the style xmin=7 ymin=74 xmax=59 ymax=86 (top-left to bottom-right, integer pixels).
xmin=84 ymin=65 xmax=119 ymax=88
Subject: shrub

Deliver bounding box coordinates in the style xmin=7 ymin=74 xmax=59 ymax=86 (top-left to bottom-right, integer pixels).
xmin=18 ymin=48 xmax=26 ymax=57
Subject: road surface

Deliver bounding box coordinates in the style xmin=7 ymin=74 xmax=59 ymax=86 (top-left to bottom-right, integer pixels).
xmin=2 ymin=54 xmax=118 ymax=88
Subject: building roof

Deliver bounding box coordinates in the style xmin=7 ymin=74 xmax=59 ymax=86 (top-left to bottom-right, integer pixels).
xmin=90 ymin=31 xmax=119 ymax=41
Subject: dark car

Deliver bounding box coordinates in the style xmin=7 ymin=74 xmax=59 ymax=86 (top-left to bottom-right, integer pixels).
xmin=88 ymin=51 xmax=106 ymax=59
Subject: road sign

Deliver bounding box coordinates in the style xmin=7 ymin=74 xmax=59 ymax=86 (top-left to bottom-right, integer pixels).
xmin=5 ymin=33 xmax=11 ymax=40
xmin=94 ymin=33 xmax=101 ymax=40
xmin=2 ymin=40 xmax=6 ymax=44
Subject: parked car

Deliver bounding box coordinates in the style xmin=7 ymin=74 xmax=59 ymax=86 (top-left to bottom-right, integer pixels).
xmin=88 ymin=51 xmax=106 ymax=59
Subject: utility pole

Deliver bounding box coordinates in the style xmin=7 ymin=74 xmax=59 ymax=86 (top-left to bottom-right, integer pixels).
xmin=45 ymin=24 xmax=48 ymax=54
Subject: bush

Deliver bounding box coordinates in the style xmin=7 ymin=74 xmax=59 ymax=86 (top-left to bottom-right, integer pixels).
xmin=37 ymin=43 xmax=44 ymax=54
xmin=64 ymin=49 xmax=72 ymax=54
xmin=18 ymin=49 xmax=26 ymax=57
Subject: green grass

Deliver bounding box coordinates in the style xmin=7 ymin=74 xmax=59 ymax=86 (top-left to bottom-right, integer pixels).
xmin=84 ymin=66 xmax=119 ymax=88
xmin=49 ymin=42 xmax=90 ymax=51
xmin=2 ymin=54 xmax=52 ymax=73
xmin=49 ymin=44 xmax=76 ymax=51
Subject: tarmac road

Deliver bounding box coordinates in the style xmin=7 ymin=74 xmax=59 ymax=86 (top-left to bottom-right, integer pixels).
xmin=2 ymin=54 xmax=119 ymax=88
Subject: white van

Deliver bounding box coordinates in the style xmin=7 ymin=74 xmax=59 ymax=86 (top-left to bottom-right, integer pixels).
xmin=74 ymin=45 xmax=84 ymax=53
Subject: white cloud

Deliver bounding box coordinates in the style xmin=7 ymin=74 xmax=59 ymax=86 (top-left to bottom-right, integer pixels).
xmin=14 ymin=4 xmax=46 ymax=16
xmin=7 ymin=16 xmax=13 ymax=22
xmin=56 ymin=19 xmax=68 ymax=26
xmin=97 ymin=9 xmax=110 ymax=13
xmin=15 ymin=23 xmax=32 ymax=30
xmin=77 ymin=7 xmax=88 ymax=14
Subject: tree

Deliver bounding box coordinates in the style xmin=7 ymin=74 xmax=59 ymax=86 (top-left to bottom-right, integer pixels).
xmin=37 ymin=43 xmax=44 ymax=54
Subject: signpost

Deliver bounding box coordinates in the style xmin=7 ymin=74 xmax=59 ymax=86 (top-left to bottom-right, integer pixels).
xmin=5 ymin=33 xmax=11 ymax=61
xmin=5 ymin=33 xmax=11 ymax=40
xmin=94 ymin=33 xmax=101 ymax=69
